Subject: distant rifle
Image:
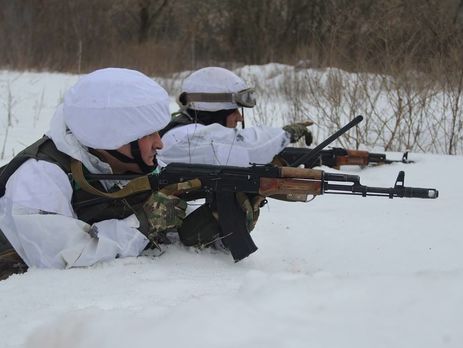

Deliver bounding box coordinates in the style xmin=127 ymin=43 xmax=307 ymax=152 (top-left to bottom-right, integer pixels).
xmin=278 ymin=147 xmax=413 ymax=169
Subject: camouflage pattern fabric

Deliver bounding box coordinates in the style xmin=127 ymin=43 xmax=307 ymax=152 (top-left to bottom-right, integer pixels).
xmin=143 ymin=191 xmax=187 ymax=242
xmin=235 ymin=192 xmax=261 ymax=232
xmin=283 ymin=121 xmax=313 ymax=145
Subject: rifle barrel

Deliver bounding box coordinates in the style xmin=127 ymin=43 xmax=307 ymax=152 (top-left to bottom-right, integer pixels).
xmin=324 ymin=183 xmax=438 ymax=199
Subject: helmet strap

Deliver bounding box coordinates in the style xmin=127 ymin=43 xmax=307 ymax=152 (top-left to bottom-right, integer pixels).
xmin=130 ymin=140 xmax=157 ymax=174
xmin=106 ymin=142 xmax=156 ymax=174
xmin=106 ymin=149 xmax=136 ymax=163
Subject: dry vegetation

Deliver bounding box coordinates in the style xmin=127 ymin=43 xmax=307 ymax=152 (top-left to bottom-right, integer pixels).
xmin=1 ymin=0 xmax=462 ymax=154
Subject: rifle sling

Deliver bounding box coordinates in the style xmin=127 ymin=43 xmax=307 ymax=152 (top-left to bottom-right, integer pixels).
xmin=70 ymin=160 xmax=151 ymax=199
xmin=71 ymin=160 xmax=203 ymax=199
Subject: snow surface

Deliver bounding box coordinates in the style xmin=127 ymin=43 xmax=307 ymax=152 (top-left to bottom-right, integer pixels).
xmin=0 ymin=68 xmax=461 ymax=348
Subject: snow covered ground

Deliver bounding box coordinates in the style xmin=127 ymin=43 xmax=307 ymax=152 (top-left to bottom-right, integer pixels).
xmin=0 ymin=69 xmax=461 ymax=348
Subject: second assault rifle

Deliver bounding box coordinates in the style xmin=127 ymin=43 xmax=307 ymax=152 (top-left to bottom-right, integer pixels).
xmin=278 ymin=147 xmax=413 ymax=169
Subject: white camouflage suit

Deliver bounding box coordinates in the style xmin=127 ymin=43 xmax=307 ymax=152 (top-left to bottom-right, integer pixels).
xmin=0 ymin=68 xmax=170 ymax=269
xmin=158 ymin=67 xmax=291 ymax=167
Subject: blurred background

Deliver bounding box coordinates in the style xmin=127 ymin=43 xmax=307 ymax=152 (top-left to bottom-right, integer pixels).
xmin=1 ymin=0 xmax=462 ymax=76
xmin=1 ymin=0 xmax=463 ymax=155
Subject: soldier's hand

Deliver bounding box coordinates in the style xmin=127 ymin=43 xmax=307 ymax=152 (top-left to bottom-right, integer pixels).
xmin=283 ymin=120 xmax=314 ymax=146
xmin=236 ymin=192 xmax=263 ymax=232
xmin=143 ymin=191 xmax=187 ymax=238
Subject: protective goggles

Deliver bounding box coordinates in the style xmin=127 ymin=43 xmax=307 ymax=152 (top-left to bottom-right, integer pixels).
xmin=179 ymin=88 xmax=256 ymax=108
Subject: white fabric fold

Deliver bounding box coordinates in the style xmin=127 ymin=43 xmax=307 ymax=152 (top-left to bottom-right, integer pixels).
xmin=158 ymin=123 xmax=290 ymax=167
xmin=0 ymin=160 xmax=148 ymax=269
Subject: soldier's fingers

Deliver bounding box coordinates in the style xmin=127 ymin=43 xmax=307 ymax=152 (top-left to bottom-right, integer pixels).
xmin=175 ymin=207 xmax=187 ymax=219
xmin=300 ymin=120 xmax=314 ymax=126
xmin=177 ymin=199 xmax=188 ymax=210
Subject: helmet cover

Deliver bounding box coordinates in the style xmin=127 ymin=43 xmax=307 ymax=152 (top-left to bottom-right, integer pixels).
xmin=64 ymin=68 xmax=170 ymax=149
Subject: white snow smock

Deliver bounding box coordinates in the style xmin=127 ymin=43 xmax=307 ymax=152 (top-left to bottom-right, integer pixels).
xmin=158 ymin=123 xmax=290 ymax=167
xmin=160 ymin=67 xmax=289 ymax=166
xmin=0 ymin=68 xmax=170 ymax=269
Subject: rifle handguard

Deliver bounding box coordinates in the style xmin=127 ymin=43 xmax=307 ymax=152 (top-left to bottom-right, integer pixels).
xmin=280 ymin=167 xmax=323 ymax=179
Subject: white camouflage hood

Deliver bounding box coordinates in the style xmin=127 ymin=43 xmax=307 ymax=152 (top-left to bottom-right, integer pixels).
xmin=180 ymin=67 xmax=248 ymax=111
xmin=46 ymin=104 xmax=113 ymax=174
xmin=63 ymin=68 xmax=170 ymax=150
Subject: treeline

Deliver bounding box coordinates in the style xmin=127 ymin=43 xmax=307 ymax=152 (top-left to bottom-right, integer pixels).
xmin=0 ymin=0 xmax=462 ymax=76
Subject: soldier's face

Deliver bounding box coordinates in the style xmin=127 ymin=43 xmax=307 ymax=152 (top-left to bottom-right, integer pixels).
xmin=138 ymin=132 xmax=163 ymax=166
xmin=225 ymin=109 xmax=244 ymax=128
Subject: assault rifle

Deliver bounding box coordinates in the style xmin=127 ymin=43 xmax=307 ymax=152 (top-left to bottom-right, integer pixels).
xmin=72 ymin=115 xmax=438 ymax=262
xmin=150 ymin=162 xmax=438 ymax=200
xmin=73 ymin=159 xmax=438 ymax=262
xmin=278 ymin=147 xmax=413 ymax=169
